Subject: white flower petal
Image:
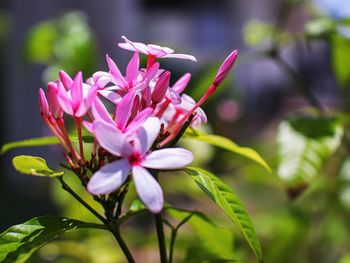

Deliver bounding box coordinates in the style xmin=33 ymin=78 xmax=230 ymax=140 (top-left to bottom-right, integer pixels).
xmin=93 ymin=120 xmax=130 ymax=156
xmin=132 ymin=166 xmax=163 ymax=213
xmin=88 ymin=159 xmax=130 ymax=195
xmin=134 ymin=117 xmax=160 ymax=154
xmin=143 ymin=148 xmax=193 ymax=169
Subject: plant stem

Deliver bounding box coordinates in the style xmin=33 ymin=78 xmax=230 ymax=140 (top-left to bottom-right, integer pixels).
xmin=166 ymin=213 xmax=194 ymax=263
xmin=108 ymin=223 xmax=136 ymax=263
xmin=274 ymin=53 xmax=324 ymax=111
xmin=155 ymin=212 xmax=168 ymax=263
xmin=57 ymin=176 xmax=136 ymax=263
xmin=75 ymin=117 xmax=86 ymax=163
xmin=57 ymin=176 xmax=107 ymax=224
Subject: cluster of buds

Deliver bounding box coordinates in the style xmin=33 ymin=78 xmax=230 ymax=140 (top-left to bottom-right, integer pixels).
xmin=39 ymin=36 xmax=238 ymax=213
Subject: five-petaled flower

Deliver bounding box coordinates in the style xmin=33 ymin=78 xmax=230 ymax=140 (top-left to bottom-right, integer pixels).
xmin=87 ymin=117 xmax=193 ymax=213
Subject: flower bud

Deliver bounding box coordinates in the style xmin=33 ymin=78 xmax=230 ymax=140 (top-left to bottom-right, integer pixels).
xmin=213 ymin=50 xmax=238 ymax=87
xmin=47 ymin=82 xmax=63 ymax=119
xmin=38 ymin=88 xmax=50 ymax=117
xmin=152 ymin=71 xmax=171 ymax=104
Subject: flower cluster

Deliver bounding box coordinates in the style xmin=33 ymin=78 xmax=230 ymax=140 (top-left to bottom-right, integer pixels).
xmin=39 ymin=36 xmax=238 ymax=213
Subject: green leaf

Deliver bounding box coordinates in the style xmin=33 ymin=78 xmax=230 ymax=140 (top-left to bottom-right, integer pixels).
xmin=331 ymin=35 xmax=350 ymax=87
xmin=277 ymin=116 xmax=343 ymax=193
xmin=0 ymin=216 xmax=106 ymax=263
xmin=184 ymin=167 xmax=263 ymax=262
xmin=243 ymin=20 xmax=275 ymax=47
xmin=119 ymin=199 xmax=147 ymax=225
xmin=1 ymin=137 xmax=59 ymax=155
xmin=1 ymin=135 xmax=94 ymax=155
xmin=12 ymin=155 xmax=64 ymax=177
xmin=184 ymin=129 xmax=271 ymax=173
xmin=305 ymin=18 xmax=335 ymax=38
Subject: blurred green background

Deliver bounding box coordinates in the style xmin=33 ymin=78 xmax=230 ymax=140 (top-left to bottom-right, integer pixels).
xmin=1 ymin=0 xmax=350 ymax=262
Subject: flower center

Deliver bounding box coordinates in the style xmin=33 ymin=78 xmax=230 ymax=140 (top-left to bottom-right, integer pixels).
xmin=128 ymin=152 xmax=143 ymax=166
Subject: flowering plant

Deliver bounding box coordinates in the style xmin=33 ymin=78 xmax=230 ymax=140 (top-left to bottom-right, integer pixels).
xmin=1 ymin=36 xmax=271 ymax=263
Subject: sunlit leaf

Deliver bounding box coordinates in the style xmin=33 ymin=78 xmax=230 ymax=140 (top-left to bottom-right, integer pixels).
xmin=243 ymin=20 xmax=275 ymax=47
xmin=331 ymin=35 xmax=350 ymax=87
xmin=119 ymin=199 xmax=147 ymax=225
xmin=12 ymin=155 xmax=64 ymax=177
xmin=184 ymin=129 xmax=271 ymax=173
xmin=0 ymin=216 xmax=106 ymax=263
xmin=277 ymin=115 xmax=343 ymax=195
xmin=305 ymin=18 xmax=335 ymax=38
xmin=184 ymin=167 xmax=263 ymax=262
xmin=1 ymin=137 xmax=59 ymax=155
xmin=1 ymin=135 xmax=94 ymax=155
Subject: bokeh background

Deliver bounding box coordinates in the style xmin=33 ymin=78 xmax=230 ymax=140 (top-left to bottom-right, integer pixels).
xmin=1 ymin=0 xmax=350 ymax=262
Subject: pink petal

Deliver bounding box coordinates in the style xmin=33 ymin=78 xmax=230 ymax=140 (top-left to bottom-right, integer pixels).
xmin=142 ymin=148 xmax=193 ymax=169
xmin=162 ymin=53 xmax=197 ymax=62
xmin=59 ymin=70 xmax=73 ymax=91
xmin=56 ymin=81 xmax=74 ymax=115
xmin=92 ymin=98 xmax=114 ymax=125
xmin=82 ymin=120 xmax=93 ymax=133
xmin=120 ymin=36 xmax=149 ymax=54
xmin=168 ymin=90 xmax=181 ymax=105
xmin=172 ymin=73 xmax=191 ymax=94
xmin=106 ymin=54 xmax=128 ymax=88
xmin=98 ymin=90 xmax=122 ymax=105
xmin=124 ymin=107 xmax=153 ymax=134
xmin=93 ymin=120 xmax=130 ymax=156
xmin=88 ymin=159 xmax=131 ymax=195
xmin=71 ymin=71 xmax=83 ymax=110
xmin=213 ymin=50 xmax=238 ymax=87
xmin=144 ymin=62 xmax=160 ymax=81
xmin=75 ymin=85 xmax=98 ymax=117
xmin=141 ymin=86 xmax=152 ymax=108
xmin=116 ymin=90 xmax=136 ymax=130
xmin=134 ymin=117 xmax=160 ymax=154
xmin=132 ymin=165 xmax=163 ymax=213
xmin=152 ymin=71 xmax=171 ymax=103
xmin=126 ymin=52 xmax=140 ymax=84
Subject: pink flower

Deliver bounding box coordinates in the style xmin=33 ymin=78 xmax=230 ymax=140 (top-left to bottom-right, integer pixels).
xmin=118 ymin=36 xmax=197 ymax=62
xmin=87 ymin=117 xmax=193 ymax=213
xmin=85 ymin=92 xmax=153 ymax=135
xmin=56 ymin=71 xmax=98 ymax=118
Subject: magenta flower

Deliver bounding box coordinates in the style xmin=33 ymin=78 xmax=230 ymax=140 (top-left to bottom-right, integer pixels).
xmin=85 ymin=92 xmax=153 ymax=135
xmin=87 ymin=117 xmax=193 ymax=213
xmin=56 ymin=71 xmax=98 ymax=118
xmin=118 ymin=36 xmax=197 ymax=62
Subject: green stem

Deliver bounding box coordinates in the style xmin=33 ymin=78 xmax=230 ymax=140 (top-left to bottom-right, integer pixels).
xmin=75 ymin=117 xmax=86 ymax=163
xmin=57 ymin=176 xmax=136 ymax=263
xmin=274 ymin=53 xmax=324 ymax=111
xmin=167 ymin=213 xmax=194 ymax=263
xmin=108 ymin=223 xmax=136 ymax=263
xmin=155 ymin=212 xmax=168 ymax=263
xmin=57 ymin=176 xmax=107 ymax=224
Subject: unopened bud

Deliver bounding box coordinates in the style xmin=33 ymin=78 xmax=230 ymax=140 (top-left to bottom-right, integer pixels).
xmin=213 ymin=50 xmax=238 ymax=87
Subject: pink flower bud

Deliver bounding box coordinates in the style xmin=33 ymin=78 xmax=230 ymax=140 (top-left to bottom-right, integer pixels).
xmin=152 ymin=71 xmax=171 ymax=104
xmin=213 ymin=50 xmax=238 ymax=87
xmin=59 ymin=70 xmax=73 ymax=91
xmin=47 ymin=82 xmax=63 ymax=119
xmin=38 ymin=88 xmax=50 ymax=117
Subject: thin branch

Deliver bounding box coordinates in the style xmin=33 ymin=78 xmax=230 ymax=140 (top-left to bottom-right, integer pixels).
xmin=57 ymin=176 xmax=107 ymax=224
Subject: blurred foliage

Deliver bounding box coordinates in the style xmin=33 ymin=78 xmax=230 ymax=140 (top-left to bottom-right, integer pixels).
xmin=23 ymin=11 xmax=97 ymax=83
